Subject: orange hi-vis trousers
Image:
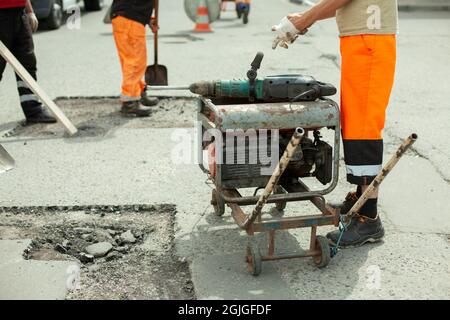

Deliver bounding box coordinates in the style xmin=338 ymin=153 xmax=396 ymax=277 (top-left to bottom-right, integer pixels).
xmin=112 ymin=16 xmax=147 ymax=102
xmin=340 ymin=34 xmax=396 ymax=185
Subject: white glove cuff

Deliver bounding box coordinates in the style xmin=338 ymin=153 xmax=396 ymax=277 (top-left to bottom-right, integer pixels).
xmin=279 ymin=17 xmax=299 ymax=36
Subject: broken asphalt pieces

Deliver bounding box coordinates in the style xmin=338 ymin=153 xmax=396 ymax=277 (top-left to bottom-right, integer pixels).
xmin=17 ymin=204 xmax=174 ymax=265
xmin=25 ymin=225 xmax=149 ymax=264
xmin=1 ymin=204 xmax=195 ymax=299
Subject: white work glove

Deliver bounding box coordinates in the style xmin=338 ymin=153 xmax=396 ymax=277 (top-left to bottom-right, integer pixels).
xmin=271 ymin=17 xmax=300 ymax=49
xmin=272 ymin=17 xmax=308 ymax=49
xmin=26 ymin=12 xmax=39 ymax=33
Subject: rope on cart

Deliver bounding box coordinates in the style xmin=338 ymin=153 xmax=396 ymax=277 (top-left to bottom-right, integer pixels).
xmin=330 ymin=215 xmax=350 ymax=258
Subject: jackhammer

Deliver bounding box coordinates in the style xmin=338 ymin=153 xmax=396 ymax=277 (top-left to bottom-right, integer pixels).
xmin=147 ymin=52 xmax=337 ymax=102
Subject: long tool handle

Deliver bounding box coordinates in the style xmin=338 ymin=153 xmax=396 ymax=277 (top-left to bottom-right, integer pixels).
xmin=345 ymin=133 xmax=418 ymax=222
xmin=0 ymin=41 xmax=77 ymax=136
xmin=154 ymin=0 xmax=159 ymax=66
xmin=243 ymin=128 xmax=305 ymax=229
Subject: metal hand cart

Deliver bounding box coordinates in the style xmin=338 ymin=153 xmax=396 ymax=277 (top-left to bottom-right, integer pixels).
xmin=197 ymin=97 xmax=417 ymax=276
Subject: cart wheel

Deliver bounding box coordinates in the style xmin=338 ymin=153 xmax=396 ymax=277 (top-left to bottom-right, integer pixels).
xmin=246 ymin=242 xmax=262 ymax=276
xmin=211 ymin=189 xmax=225 ymax=216
xmin=312 ymin=235 xmax=331 ymax=268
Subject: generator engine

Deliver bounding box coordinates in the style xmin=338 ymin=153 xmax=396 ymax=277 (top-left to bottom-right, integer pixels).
xmin=197 ymin=52 xmax=340 ymax=192
xmin=207 ymin=127 xmax=334 ymax=190
xmin=279 ymin=130 xmax=333 ymax=185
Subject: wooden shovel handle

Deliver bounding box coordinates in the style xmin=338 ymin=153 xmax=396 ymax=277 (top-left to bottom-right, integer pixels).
xmin=154 ymin=0 xmax=159 ymax=66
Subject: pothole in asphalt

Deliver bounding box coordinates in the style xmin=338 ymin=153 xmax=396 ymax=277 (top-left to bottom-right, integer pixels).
xmin=1 ymin=97 xmax=198 ymax=139
xmin=0 ymin=204 xmax=195 ymax=300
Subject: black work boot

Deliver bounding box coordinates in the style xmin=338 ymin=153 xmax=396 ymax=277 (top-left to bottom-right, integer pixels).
xmin=25 ymin=108 xmax=57 ymax=124
xmin=243 ymin=8 xmax=249 ymax=24
xmin=121 ymin=101 xmax=152 ymax=117
xmin=140 ymin=91 xmax=159 ymax=107
xmin=236 ymin=7 xmax=242 ymax=19
xmin=327 ymin=215 xmax=385 ymax=248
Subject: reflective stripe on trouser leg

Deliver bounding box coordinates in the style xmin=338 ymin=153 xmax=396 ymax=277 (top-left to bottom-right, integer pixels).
xmin=20 ymin=94 xmax=39 ymax=103
xmin=11 ymin=15 xmax=42 ymax=117
xmin=120 ymin=94 xmax=140 ymax=102
xmin=340 ymin=34 xmax=396 ymax=185
xmin=17 ymin=80 xmax=38 ymax=103
xmin=16 ymin=77 xmax=42 ymax=117
xmin=343 ymin=140 xmax=383 ymax=185
xmin=112 ymin=16 xmax=147 ymax=102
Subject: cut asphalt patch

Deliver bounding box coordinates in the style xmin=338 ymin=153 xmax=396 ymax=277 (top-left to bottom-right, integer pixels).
xmin=1 ymin=97 xmax=198 ymax=139
xmin=0 ymin=205 xmax=195 ymax=300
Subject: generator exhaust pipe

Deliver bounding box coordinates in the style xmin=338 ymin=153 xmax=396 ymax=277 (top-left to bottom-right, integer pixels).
xmin=243 ymin=127 xmax=305 ymax=229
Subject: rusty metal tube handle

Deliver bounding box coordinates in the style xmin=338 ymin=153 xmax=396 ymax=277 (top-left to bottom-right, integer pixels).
xmin=345 ymin=133 xmax=418 ymax=222
xmin=243 ymin=127 xmax=305 ymax=229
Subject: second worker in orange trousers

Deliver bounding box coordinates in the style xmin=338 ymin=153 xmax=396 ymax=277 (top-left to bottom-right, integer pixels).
xmin=111 ymin=0 xmax=159 ymax=117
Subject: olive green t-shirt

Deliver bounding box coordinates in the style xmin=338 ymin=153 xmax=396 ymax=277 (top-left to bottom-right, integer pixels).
xmin=336 ymin=0 xmax=398 ymax=36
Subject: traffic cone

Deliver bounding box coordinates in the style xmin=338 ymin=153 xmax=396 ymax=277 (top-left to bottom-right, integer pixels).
xmin=193 ymin=0 xmax=212 ymax=33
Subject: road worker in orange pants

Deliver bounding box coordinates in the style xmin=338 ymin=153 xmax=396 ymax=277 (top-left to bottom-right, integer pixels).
xmin=111 ymin=0 xmax=159 ymax=117
xmin=272 ymin=0 xmax=397 ymax=247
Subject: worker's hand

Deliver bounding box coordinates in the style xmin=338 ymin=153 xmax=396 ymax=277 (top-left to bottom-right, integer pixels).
xmin=287 ymin=13 xmax=313 ymax=34
xmin=150 ymin=16 xmax=159 ymax=34
xmin=271 ymin=16 xmax=305 ymax=49
xmin=26 ymin=12 xmax=39 ymax=33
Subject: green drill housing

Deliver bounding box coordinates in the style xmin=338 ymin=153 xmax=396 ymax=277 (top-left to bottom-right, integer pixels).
xmin=188 ymin=52 xmax=336 ymax=102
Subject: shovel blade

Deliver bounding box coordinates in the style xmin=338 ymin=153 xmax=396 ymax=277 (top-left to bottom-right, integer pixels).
xmin=145 ymin=65 xmax=168 ymax=86
xmin=0 ymin=144 xmax=15 ymax=174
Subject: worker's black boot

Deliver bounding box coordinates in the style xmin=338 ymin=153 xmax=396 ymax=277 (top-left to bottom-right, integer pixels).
xmin=121 ymin=101 xmax=152 ymax=117
xmin=140 ymin=91 xmax=159 ymax=107
xmin=25 ymin=107 xmax=57 ymax=124
xmin=243 ymin=9 xmax=249 ymax=24
xmin=236 ymin=4 xmax=242 ymax=18
xmin=327 ymin=215 xmax=384 ymax=248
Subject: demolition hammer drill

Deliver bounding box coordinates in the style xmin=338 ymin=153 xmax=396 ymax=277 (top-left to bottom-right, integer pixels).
xmin=147 ymin=52 xmax=336 ymax=103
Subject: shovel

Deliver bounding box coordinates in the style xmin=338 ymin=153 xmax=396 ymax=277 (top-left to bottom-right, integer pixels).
xmin=145 ymin=0 xmax=168 ymax=86
xmin=0 ymin=144 xmax=15 ymax=174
